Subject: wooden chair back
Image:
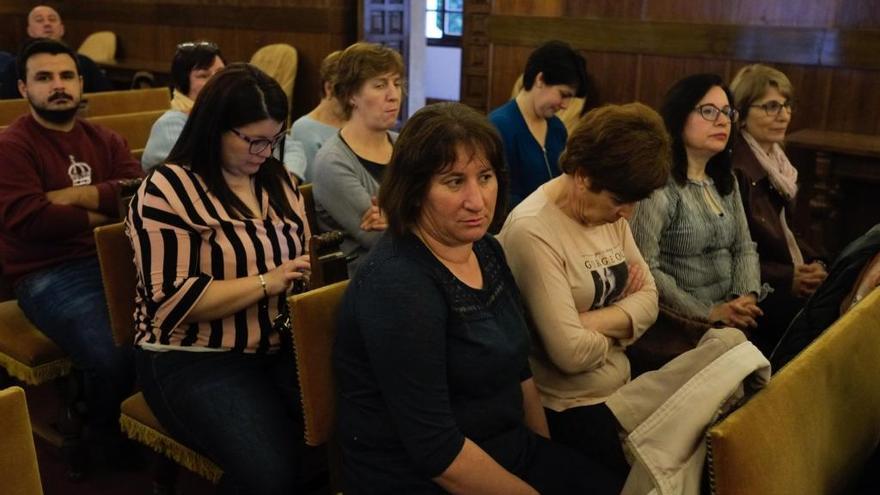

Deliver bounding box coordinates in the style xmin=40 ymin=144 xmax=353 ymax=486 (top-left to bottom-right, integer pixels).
xmin=707 ymin=289 xmax=880 ymax=494
xmin=89 ymin=109 xmax=165 ymax=150
xmin=80 ymin=87 xmax=169 ymax=117
xmin=289 ymin=280 xmax=349 ymax=447
xmin=300 ymin=183 xmax=319 ymax=235
xmin=94 ymin=223 xmax=138 ymax=347
xmin=78 ymin=31 xmax=117 ymax=63
xmin=0 ymin=386 xmax=44 ymax=495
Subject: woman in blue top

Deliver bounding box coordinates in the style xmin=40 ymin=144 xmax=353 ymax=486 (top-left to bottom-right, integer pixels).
xmin=489 ymin=40 xmax=587 ymax=210
xmin=334 ymin=102 xmax=617 ymax=494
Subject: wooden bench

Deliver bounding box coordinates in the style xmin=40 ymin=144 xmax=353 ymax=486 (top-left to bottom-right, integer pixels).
xmin=707 ymin=288 xmax=880 ymax=494
xmin=88 ymin=109 xmax=166 ymax=150
xmin=0 ymin=87 xmax=169 ymax=126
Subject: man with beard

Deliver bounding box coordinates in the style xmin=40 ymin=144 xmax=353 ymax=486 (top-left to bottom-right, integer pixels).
xmin=0 ymin=38 xmax=142 ymax=469
xmin=0 ymin=5 xmax=112 ymax=99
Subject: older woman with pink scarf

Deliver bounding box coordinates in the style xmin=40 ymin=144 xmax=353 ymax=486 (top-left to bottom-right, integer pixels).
xmin=730 ymin=64 xmax=827 ymax=354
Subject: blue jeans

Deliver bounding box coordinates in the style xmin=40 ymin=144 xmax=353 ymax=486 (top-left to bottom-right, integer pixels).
xmin=15 ymin=256 xmax=133 ymax=436
xmin=135 ymin=348 xmax=307 ymax=494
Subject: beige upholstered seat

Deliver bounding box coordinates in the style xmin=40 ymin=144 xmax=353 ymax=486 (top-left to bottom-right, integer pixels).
xmin=250 ymin=44 xmax=298 ymax=119
xmin=77 ymin=31 xmax=117 ymax=63
xmin=0 ymin=386 xmax=44 ymax=495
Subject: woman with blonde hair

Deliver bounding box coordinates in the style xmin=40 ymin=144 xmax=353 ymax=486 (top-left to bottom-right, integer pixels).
xmin=730 ymin=64 xmax=826 ymax=353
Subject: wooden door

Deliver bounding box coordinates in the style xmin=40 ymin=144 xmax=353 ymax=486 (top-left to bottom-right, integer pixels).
xmin=361 ymin=0 xmax=410 ymax=119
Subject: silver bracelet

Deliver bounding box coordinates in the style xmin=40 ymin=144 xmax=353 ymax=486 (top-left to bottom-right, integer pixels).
xmin=258 ymin=273 xmax=268 ymax=299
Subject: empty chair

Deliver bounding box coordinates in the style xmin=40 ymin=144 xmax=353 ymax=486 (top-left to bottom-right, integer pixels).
xmin=77 ymin=31 xmax=117 ymax=63
xmin=250 ymin=43 xmax=298 ymax=116
xmin=0 ymin=386 xmax=44 ymax=495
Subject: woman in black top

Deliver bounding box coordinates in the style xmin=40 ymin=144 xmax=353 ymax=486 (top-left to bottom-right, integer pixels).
xmin=333 ymin=102 xmax=618 ymax=494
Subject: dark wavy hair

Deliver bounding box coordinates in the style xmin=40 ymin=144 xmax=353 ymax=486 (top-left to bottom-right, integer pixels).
xmin=560 ymin=102 xmax=670 ymax=203
xmin=660 ymin=73 xmax=736 ymax=196
xmin=166 ymin=63 xmax=294 ymax=220
xmin=16 ymin=37 xmax=79 ymax=82
xmin=522 ymin=40 xmax=588 ymax=98
xmin=380 ymin=102 xmax=508 ymax=237
xmin=170 ymin=41 xmax=225 ymax=96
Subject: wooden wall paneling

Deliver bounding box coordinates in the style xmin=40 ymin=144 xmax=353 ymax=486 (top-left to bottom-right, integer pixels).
xmin=563 ymin=0 xmax=643 ymax=19
xmin=641 ymin=0 xmax=837 ymax=26
xmin=487 ymin=45 xmax=533 ymax=111
xmin=640 ymin=1 xmax=738 ymax=24
xmin=769 ymin=63 xmax=833 ymax=133
xmin=726 ymin=0 xmax=838 ymax=27
xmin=487 ymin=16 xmax=830 ymax=67
xmin=0 ymin=14 xmax=26 ymax=52
xmin=822 ymin=29 xmax=880 ymax=70
xmin=491 ymin=0 xmax=564 ymax=17
xmin=636 ymin=55 xmax=729 ymax=109
xmin=824 ymin=68 xmax=880 ymax=134
xmin=834 ymin=0 xmax=880 ymax=29
xmin=460 ymin=0 xmax=492 ymax=111
xmin=582 ymin=51 xmax=640 ymax=105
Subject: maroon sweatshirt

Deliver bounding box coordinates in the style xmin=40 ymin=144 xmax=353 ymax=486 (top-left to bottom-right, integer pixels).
xmin=0 ymin=114 xmax=143 ymax=285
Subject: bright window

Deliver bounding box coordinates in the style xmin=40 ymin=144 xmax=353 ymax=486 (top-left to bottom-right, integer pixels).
xmin=426 ymin=0 xmax=463 ymax=46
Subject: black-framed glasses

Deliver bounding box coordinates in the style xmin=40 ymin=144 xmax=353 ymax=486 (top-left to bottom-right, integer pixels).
xmin=694 ymin=104 xmax=739 ymax=124
xmin=176 ymin=41 xmax=219 ymax=52
xmin=750 ymin=100 xmax=794 ymax=117
xmin=230 ymin=128 xmax=286 ymax=155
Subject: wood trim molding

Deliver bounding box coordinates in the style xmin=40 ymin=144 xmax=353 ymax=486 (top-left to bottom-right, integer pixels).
xmin=460 ymin=0 xmax=492 ymax=111
xmin=488 ymin=15 xmax=880 ymax=70
xmin=58 ymin=2 xmax=355 ymax=35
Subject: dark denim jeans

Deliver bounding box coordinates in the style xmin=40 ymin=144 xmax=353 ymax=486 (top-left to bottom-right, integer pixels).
xmin=135 ymin=347 xmax=307 ymax=494
xmin=15 ymin=256 xmax=133 ymax=437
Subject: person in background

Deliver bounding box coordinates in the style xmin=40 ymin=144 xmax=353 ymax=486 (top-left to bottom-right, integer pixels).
xmin=729 ymin=64 xmax=827 ymax=354
xmin=499 ymin=103 xmax=666 ymax=488
xmin=0 ymin=38 xmax=142 ymax=468
xmin=0 ymin=5 xmax=112 ymax=98
xmin=500 ymin=103 xmax=769 ymax=492
xmin=630 ymin=73 xmax=765 ymax=332
xmin=771 ymin=223 xmax=879 ymax=371
xmin=141 ymin=41 xmax=226 ymax=171
xmin=288 ymin=50 xmax=346 ymax=183
xmin=127 ymin=64 xmax=312 ymax=493
xmin=312 ymin=42 xmax=402 ymax=273
xmin=489 ymin=40 xmax=587 ymax=210
xmin=334 ymin=102 xmax=618 ymax=494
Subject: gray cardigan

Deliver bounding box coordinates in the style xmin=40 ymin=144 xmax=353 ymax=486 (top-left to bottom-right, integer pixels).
xmin=312 ymin=131 xmax=397 ymax=271
xmin=630 ymin=176 xmax=762 ymax=319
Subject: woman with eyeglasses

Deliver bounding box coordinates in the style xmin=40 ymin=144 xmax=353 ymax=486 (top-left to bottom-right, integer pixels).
xmin=312 ymin=42 xmax=403 ymax=273
xmin=729 ymin=64 xmax=827 ymax=354
xmin=630 ymin=73 xmax=765 ymax=332
xmin=141 ymin=41 xmax=226 ymax=171
xmin=127 ymin=63 xmax=313 ymax=493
